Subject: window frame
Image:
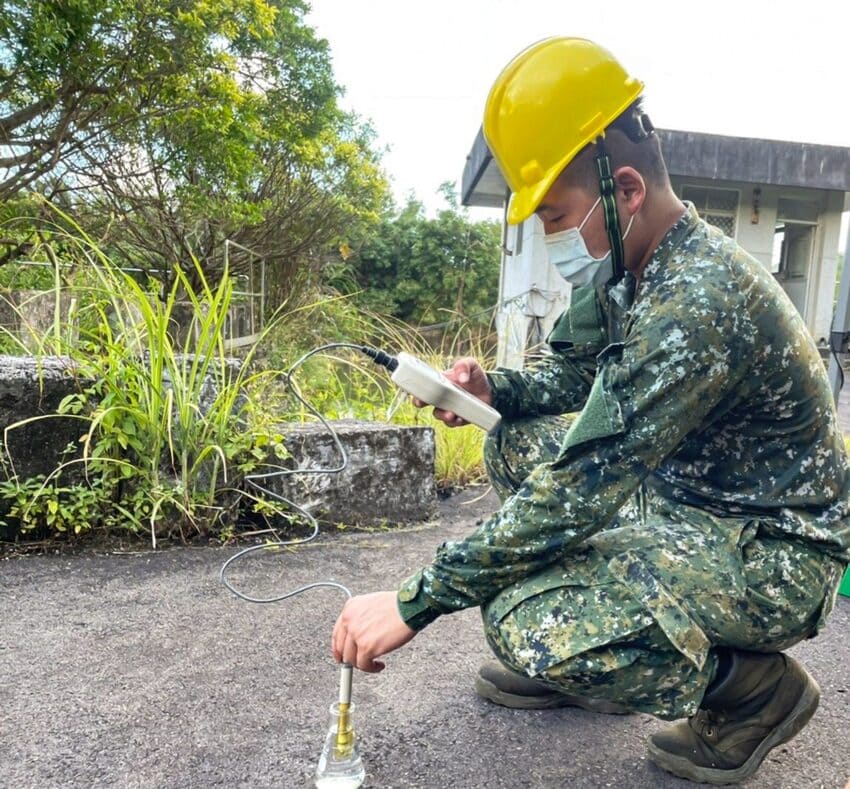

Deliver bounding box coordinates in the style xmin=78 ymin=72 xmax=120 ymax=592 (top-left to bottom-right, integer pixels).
xmin=680 ymin=183 xmax=741 ymax=239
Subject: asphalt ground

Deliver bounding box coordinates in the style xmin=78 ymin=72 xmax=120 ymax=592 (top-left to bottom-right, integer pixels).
xmin=1 ymin=486 xmax=849 ymax=789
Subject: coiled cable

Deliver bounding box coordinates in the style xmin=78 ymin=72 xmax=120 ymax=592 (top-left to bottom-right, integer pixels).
xmin=219 ymin=341 xmax=385 ymax=604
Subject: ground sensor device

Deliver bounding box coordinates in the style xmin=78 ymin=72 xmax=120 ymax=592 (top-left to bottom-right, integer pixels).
xmin=389 ymin=351 xmax=501 ymax=431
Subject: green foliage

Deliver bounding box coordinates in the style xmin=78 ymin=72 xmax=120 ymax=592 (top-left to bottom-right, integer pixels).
xmin=0 ymin=213 xmax=291 ymax=545
xmin=0 ymin=0 xmax=390 ymax=309
xmin=0 ymin=0 xmax=330 ymax=197
xmin=0 ymin=198 xmax=498 ymax=544
xmin=264 ymin=297 xmax=494 ymax=490
xmin=0 ymin=262 xmax=53 ymax=290
xmin=347 ymin=187 xmax=501 ymax=329
xmin=0 ymin=474 xmax=118 ymax=538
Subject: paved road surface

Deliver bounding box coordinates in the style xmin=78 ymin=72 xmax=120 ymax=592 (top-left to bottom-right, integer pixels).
xmin=2 ymin=488 xmax=848 ymax=788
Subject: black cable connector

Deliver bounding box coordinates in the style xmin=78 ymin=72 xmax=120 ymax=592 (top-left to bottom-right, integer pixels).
xmin=359 ymin=346 xmax=398 ymax=372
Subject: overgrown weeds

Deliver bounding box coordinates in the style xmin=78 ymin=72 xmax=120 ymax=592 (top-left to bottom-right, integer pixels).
xmin=0 ymin=208 xmax=497 ymax=548
xmin=0 ymin=209 xmax=289 ymax=546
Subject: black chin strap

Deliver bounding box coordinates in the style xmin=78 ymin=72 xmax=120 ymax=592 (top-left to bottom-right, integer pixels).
xmin=594 ymin=136 xmax=625 ymax=284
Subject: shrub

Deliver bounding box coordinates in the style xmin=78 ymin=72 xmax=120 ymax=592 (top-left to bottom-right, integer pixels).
xmin=0 ymin=213 xmax=289 ymax=546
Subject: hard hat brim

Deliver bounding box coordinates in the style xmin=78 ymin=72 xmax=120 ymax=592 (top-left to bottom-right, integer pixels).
xmin=506 ymin=182 xmax=551 ymax=226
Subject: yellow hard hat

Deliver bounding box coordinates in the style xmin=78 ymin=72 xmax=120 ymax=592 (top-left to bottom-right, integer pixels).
xmin=484 ymin=37 xmax=643 ymax=225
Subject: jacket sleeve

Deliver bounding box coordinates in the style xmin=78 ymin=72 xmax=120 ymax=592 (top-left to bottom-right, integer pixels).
xmin=397 ymin=276 xmax=753 ymax=628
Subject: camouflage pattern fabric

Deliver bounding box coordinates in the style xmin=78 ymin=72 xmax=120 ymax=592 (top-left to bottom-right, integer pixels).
xmin=397 ymin=204 xmax=850 ymax=714
xmin=479 ymin=418 xmax=840 ymax=718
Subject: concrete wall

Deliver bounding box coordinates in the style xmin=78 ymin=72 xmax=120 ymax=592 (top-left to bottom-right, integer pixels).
xmin=810 ymin=190 xmax=845 ymax=343
xmin=0 ymin=356 xmax=437 ymax=529
xmin=497 ymin=216 xmax=570 ymax=369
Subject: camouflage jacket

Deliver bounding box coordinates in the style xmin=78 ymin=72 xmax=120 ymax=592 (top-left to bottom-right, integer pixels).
xmin=397 ymin=205 xmax=850 ymax=631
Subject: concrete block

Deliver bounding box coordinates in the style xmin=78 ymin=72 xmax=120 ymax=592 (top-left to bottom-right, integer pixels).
xmin=253 ymin=420 xmax=436 ymax=526
xmin=0 ymin=355 xmax=83 ymax=480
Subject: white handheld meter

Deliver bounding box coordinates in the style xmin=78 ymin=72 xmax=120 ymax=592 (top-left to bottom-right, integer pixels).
xmin=390 ymin=352 xmax=501 ymax=432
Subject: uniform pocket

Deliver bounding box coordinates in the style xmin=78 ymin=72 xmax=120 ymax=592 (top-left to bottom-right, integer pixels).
xmin=558 ymin=349 xmax=626 ymax=455
xmin=742 ymin=535 xmax=845 ymax=637
xmin=482 ymin=546 xmax=653 ymax=677
xmin=547 ymin=286 xmax=607 ymax=356
xmin=484 ymin=546 xmax=606 ymax=624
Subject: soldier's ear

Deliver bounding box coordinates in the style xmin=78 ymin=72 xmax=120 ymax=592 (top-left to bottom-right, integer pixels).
xmin=613 ymin=166 xmax=646 ymax=214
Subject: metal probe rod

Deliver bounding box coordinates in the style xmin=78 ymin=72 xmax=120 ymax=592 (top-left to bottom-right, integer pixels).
xmin=335 ymin=663 xmax=354 ymax=756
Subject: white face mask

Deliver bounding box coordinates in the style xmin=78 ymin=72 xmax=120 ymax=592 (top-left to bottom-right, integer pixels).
xmin=545 ymin=197 xmax=635 ymax=288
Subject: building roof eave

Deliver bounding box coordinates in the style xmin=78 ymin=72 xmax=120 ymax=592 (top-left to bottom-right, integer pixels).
xmin=461 ymin=127 xmax=850 ymax=208
xmin=657 ymin=129 xmax=850 ymax=193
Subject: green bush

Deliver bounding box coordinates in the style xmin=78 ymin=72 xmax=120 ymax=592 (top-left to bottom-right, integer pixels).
xmin=0 ymin=214 xmax=290 ymax=546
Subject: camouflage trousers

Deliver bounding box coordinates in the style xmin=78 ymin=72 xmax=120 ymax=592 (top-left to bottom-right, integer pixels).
xmin=479 ymin=417 xmax=842 ymax=720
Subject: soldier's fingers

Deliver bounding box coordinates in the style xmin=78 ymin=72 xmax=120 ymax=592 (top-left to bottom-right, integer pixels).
xmin=341 ymin=631 xmax=358 ymax=670
xmin=331 ymin=616 xmax=345 ymax=662
xmin=451 ymin=358 xmax=473 ymax=385
xmin=433 ymin=408 xmax=466 ymax=427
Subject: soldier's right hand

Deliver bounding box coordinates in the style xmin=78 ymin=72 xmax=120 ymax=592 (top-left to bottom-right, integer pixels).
xmin=412 ymin=356 xmax=493 ymax=427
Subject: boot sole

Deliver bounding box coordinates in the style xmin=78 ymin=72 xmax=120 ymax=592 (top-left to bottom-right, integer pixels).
xmin=646 ymin=666 xmax=821 ymax=786
xmin=475 ymin=674 xmax=631 ymax=714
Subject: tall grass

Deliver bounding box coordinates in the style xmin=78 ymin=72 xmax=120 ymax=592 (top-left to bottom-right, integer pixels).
xmin=266 ymin=299 xmax=496 ymax=492
xmin=0 ymin=207 xmax=496 ymax=546
xmin=0 ymin=209 xmax=288 ymax=545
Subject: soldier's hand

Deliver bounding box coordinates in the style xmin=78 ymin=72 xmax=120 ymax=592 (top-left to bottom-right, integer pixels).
xmin=331 ymin=591 xmax=417 ymax=673
xmin=412 ymin=356 xmax=493 ymax=427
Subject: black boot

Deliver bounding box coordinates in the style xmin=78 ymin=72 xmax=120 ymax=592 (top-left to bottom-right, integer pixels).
xmin=647 ymin=650 xmax=820 ymax=785
xmin=475 ymin=660 xmax=629 ymax=714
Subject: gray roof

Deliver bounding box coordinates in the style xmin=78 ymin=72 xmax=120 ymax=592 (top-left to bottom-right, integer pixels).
xmin=462 ymin=128 xmax=850 ymax=208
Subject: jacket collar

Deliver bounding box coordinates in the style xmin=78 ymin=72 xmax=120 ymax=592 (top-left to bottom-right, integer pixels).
xmin=637 ymin=202 xmax=700 ymax=290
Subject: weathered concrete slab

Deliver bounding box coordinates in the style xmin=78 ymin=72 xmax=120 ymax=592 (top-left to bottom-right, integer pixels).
xmin=260 ymin=420 xmax=437 ymax=526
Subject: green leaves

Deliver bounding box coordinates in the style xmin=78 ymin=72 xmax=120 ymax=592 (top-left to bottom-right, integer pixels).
xmin=350 ymin=191 xmax=501 ymax=329
xmin=0 ymin=219 xmax=292 ymax=545
xmin=0 ymin=474 xmax=119 ymax=537
xmin=1 ymin=0 xmax=388 ymax=308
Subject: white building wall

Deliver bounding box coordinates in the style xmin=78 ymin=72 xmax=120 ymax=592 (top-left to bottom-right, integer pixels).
xmin=810 ymin=190 xmax=844 ymax=343
xmin=497 ymin=215 xmax=570 ymax=369
xmin=667 ymin=176 xmax=842 ymax=345
xmin=735 ymin=184 xmax=776 ymax=268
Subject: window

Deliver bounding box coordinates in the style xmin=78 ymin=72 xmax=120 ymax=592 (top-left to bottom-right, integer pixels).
xmin=681 ymin=185 xmax=739 ymax=237
xmin=772 ymin=224 xmax=814 ymax=279
xmin=771 ymin=195 xmax=819 ymax=279
xmin=777 ymin=196 xmax=820 ymax=223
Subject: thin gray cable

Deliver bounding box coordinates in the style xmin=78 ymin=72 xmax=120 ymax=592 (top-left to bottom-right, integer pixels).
xmin=219 ymin=342 xmax=371 ymax=604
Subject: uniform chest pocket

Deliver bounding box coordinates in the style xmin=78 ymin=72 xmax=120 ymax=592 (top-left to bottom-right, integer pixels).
xmin=558 ymin=343 xmax=627 ymax=455
xmin=547 ymin=286 xmax=607 ymax=357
